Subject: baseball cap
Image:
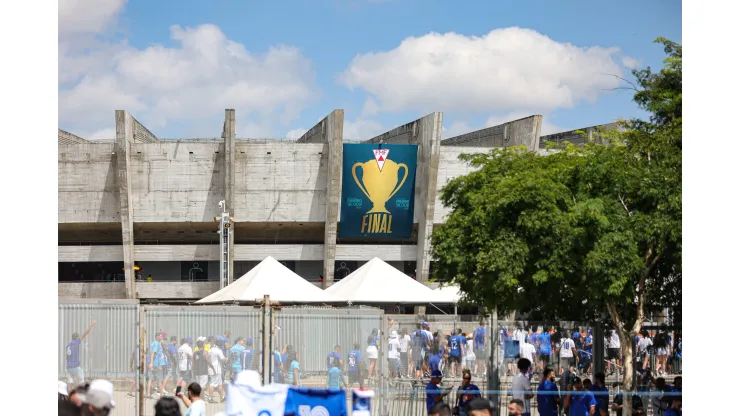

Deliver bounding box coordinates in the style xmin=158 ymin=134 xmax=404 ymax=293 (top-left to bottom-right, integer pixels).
xmin=422 ymin=322 xmax=429 ymax=328
xmin=184 ymin=337 xmax=193 ymax=343
xmin=571 ymin=376 xmax=582 ymax=385
xmin=159 ymin=331 xmax=167 ymax=337
xmin=197 ymin=336 xmax=206 ymax=342
xmin=430 ymin=369 xmax=443 ymax=378
xmin=390 ymin=330 xmax=398 ymax=338
xmin=79 ymin=379 xmax=116 ymax=409
xmin=468 ymin=398 xmax=494 ymax=411
xmin=58 ymin=380 xmax=69 ymax=396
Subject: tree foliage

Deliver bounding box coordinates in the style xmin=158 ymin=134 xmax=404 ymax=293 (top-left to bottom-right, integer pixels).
xmin=431 ymin=37 xmax=681 ymax=392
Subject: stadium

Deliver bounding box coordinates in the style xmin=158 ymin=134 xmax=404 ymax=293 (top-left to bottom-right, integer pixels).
xmin=58 ymin=108 xmax=616 ymax=302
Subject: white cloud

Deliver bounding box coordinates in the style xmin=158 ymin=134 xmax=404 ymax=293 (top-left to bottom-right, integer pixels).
xmin=343 ymin=118 xmax=386 ymax=141
xmin=59 ymin=0 xmax=127 ymax=35
xmin=286 ymin=128 xmax=308 ymax=139
xmin=621 ymin=56 xmax=641 ymax=70
xmin=340 ymin=27 xmax=628 ymax=115
xmin=59 ymin=4 xmax=318 ymax=139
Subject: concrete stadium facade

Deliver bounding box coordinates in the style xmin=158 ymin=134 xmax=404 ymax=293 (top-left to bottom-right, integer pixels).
xmin=58 ymin=109 xmax=616 ymax=301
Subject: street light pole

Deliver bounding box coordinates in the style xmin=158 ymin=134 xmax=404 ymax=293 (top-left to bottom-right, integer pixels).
xmin=217 ymin=200 xmax=232 ymax=291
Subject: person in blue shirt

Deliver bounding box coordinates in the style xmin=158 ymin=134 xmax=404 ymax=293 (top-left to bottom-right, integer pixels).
xmin=566 ymin=376 xmax=597 ymax=416
xmin=537 ymin=329 xmax=552 ymax=373
xmin=166 ymin=336 xmax=179 ymax=394
xmin=581 ymin=331 xmax=593 ymax=374
xmin=473 ymin=321 xmax=487 ymax=377
xmin=326 ymin=361 xmax=347 ymax=389
xmin=229 ymin=337 xmax=246 ymax=377
xmin=327 ymin=344 xmax=343 ymax=371
xmin=240 ymin=338 xmax=255 ymax=372
xmin=273 ymin=347 xmax=285 ymax=383
xmin=455 ymin=369 xmax=480 ymax=416
xmin=147 ymin=331 xmax=169 ymax=398
xmin=664 ymin=395 xmax=681 ymax=416
xmin=426 ymin=369 xmax=452 ymax=414
xmin=347 ymin=343 xmax=364 ymax=388
xmin=448 ymin=329 xmax=465 ymax=378
xmin=589 ymin=372 xmax=609 ymax=416
xmin=428 ymin=348 xmax=444 ymax=374
xmin=536 ymin=368 xmax=560 ymax=416
xmin=65 ymin=320 xmax=96 ymax=386
xmin=611 ymin=382 xmax=644 ymax=416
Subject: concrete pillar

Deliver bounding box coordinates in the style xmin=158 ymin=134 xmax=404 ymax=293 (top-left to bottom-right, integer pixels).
xmin=115 ymin=110 xmax=137 ymax=299
xmin=364 ymin=112 xmax=443 ymax=285
xmin=222 ymin=109 xmax=236 ymax=285
xmin=297 ymin=110 xmax=344 ymax=288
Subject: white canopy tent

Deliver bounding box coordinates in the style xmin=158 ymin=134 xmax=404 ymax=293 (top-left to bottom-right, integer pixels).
xmin=430 ymin=284 xmax=464 ymax=304
xmin=196 ymin=256 xmax=337 ymax=304
xmin=325 ymin=257 xmax=453 ymax=304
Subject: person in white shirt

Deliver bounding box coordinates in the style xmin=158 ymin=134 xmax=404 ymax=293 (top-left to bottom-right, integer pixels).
xmin=519 ymin=338 xmax=537 ymax=379
xmin=510 ymin=358 xmax=533 ymax=416
xmin=177 ymin=382 xmax=206 ymax=416
xmin=465 ymin=334 xmax=476 ymax=370
xmin=388 ymin=331 xmax=402 ymax=378
xmin=208 ymin=343 xmax=226 ymax=403
xmin=557 ymin=334 xmax=577 ymax=376
xmin=636 ymin=331 xmax=653 ymax=373
xmin=607 ymin=330 xmax=622 ymax=374
xmin=399 ymin=329 xmax=411 ymax=378
xmin=177 ymin=338 xmax=194 ymax=390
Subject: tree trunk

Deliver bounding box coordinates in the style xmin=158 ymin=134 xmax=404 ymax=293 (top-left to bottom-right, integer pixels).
xmin=606 ymin=299 xmax=642 ymax=416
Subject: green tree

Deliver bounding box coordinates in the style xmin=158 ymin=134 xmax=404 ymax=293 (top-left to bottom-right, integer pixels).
xmin=431 ymin=37 xmax=681 ymax=401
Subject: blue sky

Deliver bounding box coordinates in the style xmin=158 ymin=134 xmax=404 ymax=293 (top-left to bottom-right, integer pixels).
xmin=58 ymin=0 xmax=681 ymax=140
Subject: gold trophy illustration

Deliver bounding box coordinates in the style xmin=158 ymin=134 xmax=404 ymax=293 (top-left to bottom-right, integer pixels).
xmin=351 ymin=149 xmax=409 ymax=214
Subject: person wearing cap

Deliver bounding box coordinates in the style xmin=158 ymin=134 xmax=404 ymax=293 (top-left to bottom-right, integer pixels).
xmin=148 ymin=331 xmax=170 ymax=397
xmin=426 ymin=369 xmax=453 ymax=414
xmin=66 ymin=319 xmax=96 ymax=386
xmin=564 ymin=376 xmax=597 ymax=416
xmin=79 ymin=379 xmax=116 ymax=416
xmin=467 ymin=398 xmax=495 ymax=416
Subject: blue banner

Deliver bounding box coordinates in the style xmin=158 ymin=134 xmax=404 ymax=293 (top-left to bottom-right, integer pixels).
xmin=340 ymin=143 xmax=418 ymax=239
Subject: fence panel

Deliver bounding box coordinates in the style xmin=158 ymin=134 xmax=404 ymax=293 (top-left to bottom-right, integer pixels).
xmin=59 ymin=299 xmax=140 ymax=416
xmin=141 ymin=305 xmax=263 ymax=416
xmin=275 ymin=306 xmax=386 ymax=414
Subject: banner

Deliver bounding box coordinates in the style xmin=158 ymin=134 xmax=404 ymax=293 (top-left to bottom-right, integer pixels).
xmin=340 ymin=143 xmax=418 ymax=239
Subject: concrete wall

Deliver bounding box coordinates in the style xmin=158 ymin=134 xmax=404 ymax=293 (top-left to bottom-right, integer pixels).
xmin=59 ymin=143 xmax=120 ymax=223
xmin=129 ymin=141 xmax=225 ymax=222
xmin=433 ymin=146 xmax=484 ymax=223
xmin=59 ymin=244 xmax=417 ymax=262
xmin=442 ymin=115 xmax=543 ymax=151
xmin=234 ymin=143 xmax=328 ymax=222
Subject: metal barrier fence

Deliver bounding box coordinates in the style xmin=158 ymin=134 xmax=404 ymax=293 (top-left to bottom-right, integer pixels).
xmin=59 ymin=303 xmax=681 ymax=416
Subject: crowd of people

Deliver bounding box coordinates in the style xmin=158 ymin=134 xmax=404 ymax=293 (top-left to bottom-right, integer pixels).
xmin=61 ymin=318 xmax=682 ymax=415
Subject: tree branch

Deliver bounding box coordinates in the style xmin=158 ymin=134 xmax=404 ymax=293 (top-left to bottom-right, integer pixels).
xmin=601 ymin=73 xmax=640 ymax=91
xmin=618 ymin=194 xmax=632 ymax=216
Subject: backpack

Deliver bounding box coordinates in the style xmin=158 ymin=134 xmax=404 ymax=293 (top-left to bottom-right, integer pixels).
xmin=412 ymin=330 xmax=425 ymax=350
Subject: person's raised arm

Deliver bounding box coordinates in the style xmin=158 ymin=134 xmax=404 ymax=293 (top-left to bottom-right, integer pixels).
xmin=80 ymin=320 xmax=97 ymax=341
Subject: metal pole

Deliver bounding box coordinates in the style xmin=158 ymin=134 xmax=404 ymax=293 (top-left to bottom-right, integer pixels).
xmin=261 ymin=295 xmax=271 ymax=385
xmin=138 ymin=306 xmax=145 ymax=416
xmin=269 ymin=303 xmax=275 ymax=384
xmin=489 ymin=307 xmax=500 ymax=414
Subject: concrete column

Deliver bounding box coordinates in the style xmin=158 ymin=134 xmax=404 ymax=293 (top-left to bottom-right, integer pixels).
xmin=364 ymin=112 xmax=443 ymax=285
xmin=222 ymin=109 xmax=236 ymax=285
xmin=297 ymin=110 xmax=344 ymax=288
xmin=115 ymin=110 xmax=137 ymax=299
